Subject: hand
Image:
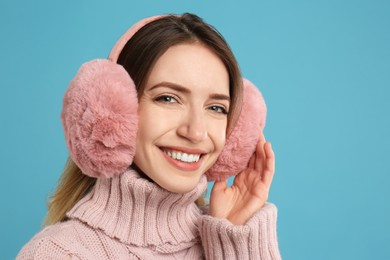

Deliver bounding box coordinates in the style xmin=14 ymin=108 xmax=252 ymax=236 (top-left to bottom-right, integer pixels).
xmin=209 ymin=133 xmax=275 ymax=225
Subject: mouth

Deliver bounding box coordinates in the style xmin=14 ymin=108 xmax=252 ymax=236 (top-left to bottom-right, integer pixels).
xmin=158 ymin=146 xmax=206 ymax=171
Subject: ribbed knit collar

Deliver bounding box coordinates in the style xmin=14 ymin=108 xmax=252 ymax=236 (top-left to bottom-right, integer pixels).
xmin=66 ymin=168 xmax=207 ymax=253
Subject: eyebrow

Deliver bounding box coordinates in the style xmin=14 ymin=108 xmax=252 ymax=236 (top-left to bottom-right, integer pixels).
xmin=150 ymin=81 xmax=230 ymax=102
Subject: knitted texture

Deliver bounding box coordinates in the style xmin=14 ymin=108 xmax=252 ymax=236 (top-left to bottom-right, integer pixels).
xmin=67 ymin=169 xmax=206 ymax=250
xmin=17 ymin=169 xmax=281 ymax=259
xmin=199 ymin=204 xmax=281 ymax=259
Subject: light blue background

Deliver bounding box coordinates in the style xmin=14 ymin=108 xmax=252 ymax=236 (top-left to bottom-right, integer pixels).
xmin=1 ymin=0 xmax=389 ymax=259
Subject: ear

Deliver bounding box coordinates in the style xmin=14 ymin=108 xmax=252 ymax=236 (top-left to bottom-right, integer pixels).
xmin=61 ymin=59 xmax=138 ymax=178
xmin=205 ymin=78 xmax=266 ymax=181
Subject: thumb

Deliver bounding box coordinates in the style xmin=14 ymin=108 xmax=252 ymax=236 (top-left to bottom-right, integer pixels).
xmin=211 ymin=179 xmax=228 ymax=194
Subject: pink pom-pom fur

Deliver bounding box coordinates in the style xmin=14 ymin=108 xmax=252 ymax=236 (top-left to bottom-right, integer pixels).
xmin=61 ymin=59 xmax=138 ymax=178
xmin=206 ymin=79 xmax=266 ymax=181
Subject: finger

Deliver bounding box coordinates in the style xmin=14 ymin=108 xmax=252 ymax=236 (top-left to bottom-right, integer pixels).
xmin=262 ymin=142 xmax=275 ymax=186
xmin=247 ymin=153 xmax=255 ymax=169
xmin=211 ymin=179 xmax=228 ymax=193
xmin=258 ymin=132 xmax=267 ymax=156
xmin=233 ymin=170 xmax=245 ymax=186
xmin=254 ymin=136 xmax=266 ymax=172
xmin=259 ymin=131 xmax=266 ymax=142
xmin=264 ymin=142 xmax=275 ymax=170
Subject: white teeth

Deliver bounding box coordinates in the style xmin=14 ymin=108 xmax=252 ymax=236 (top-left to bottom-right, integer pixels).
xmin=163 ymin=149 xmax=201 ymax=163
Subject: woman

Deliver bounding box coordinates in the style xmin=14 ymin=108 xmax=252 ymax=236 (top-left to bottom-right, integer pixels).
xmin=18 ymin=13 xmax=281 ymax=259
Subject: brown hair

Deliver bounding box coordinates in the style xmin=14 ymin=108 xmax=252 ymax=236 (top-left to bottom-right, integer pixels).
xmin=45 ymin=13 xmax=242 ymax=225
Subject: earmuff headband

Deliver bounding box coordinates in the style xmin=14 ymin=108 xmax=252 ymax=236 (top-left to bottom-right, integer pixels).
xmin=108 ymin=16 xmax=165 ymax=62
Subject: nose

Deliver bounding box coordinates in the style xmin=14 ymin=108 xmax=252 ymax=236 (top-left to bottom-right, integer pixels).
xmin=177 ymin=109 xmax=208 ymax=143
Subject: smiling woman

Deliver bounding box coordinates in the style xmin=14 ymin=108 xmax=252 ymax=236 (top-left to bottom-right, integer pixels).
xmin=17 ymin=13 xmax=281 ymax=259
xmin=134 ymin=43 xmax=230 ymax=193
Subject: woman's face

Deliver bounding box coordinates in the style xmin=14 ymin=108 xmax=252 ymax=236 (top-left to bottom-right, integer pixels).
xmin=133 ymin=42 xmax=230 ymax=193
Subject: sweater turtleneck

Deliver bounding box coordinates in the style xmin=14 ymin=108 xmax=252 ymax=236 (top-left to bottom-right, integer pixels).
xmin=18 ymin=167 xmax=281 ymax=259
xmin=66 ymin=168 xmax=207 ymax=253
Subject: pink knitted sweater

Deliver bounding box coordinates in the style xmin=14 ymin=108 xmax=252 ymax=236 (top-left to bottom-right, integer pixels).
xmin=17 ymin=169 xmax=281 ymax=259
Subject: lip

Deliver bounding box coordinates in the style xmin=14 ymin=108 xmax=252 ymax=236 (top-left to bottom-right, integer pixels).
xmin=159 ymin=147 xmax=205 ymax=172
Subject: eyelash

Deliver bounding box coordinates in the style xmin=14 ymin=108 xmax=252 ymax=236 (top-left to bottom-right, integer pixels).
xmin=154 ymin=95 xmax=228 ymax=115
xmin=209 ymin=105 xmax=229 ymax=115
xmin=154 ymin=95 xmax=179 ymax=104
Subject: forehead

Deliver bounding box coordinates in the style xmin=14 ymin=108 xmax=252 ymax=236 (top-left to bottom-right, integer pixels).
xmin=144 ymin=43 xmax=230 ymax=95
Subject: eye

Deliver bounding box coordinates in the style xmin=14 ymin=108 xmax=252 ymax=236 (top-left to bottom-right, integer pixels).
xmin=209 ymin=105 xmax=228 ymax=115
xmin=154 ymin=95 xmax=178 ymax=104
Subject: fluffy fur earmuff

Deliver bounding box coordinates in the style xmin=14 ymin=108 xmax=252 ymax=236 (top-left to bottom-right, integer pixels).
xmin=205 ymin=79 xmax=267 ymax=181
xmin=61 ymin=59 xmax=138 ymax=178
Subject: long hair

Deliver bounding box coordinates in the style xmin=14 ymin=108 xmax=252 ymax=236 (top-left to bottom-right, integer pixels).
xmin=45 ymin=13 xmax=242 ymax=225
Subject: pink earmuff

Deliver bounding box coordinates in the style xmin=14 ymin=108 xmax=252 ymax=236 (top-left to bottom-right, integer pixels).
xmin=61 ymin=16 xmax=267 ymax=180
xmin=205 ymin=78 xmax=266 ymax=181
xmin=61 ymin=16 xmax=163 ymax=178
xmin=61 ymin=60 xmax=138 ymax=178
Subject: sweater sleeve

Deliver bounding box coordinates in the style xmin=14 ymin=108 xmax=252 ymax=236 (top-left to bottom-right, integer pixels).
xmin=198 ymin=203 xmax=281 ymax=260
xmin=16 ymin=222 xmax=89 ymax=260
xmin=16 ymin=236 xmax=78 ymax=260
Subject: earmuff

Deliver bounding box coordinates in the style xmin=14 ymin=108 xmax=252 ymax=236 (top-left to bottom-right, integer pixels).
xmin=61 ymin=15 xmax=266 ymax=181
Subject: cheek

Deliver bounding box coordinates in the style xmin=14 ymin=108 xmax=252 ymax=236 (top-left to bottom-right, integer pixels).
xmin=136 ymin=104 xmax=178 ymax=143
xmin=136 ymin=104 xmax=159 ymax=147
xmin=209 ymin=118 xmax=228 ymax=153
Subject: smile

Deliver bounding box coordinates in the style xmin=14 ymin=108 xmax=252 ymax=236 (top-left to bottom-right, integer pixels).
xmin=158 ymin=146 xmax=206 ymax=171
xmin=162 ymin=149 xmax=201 ymax=163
